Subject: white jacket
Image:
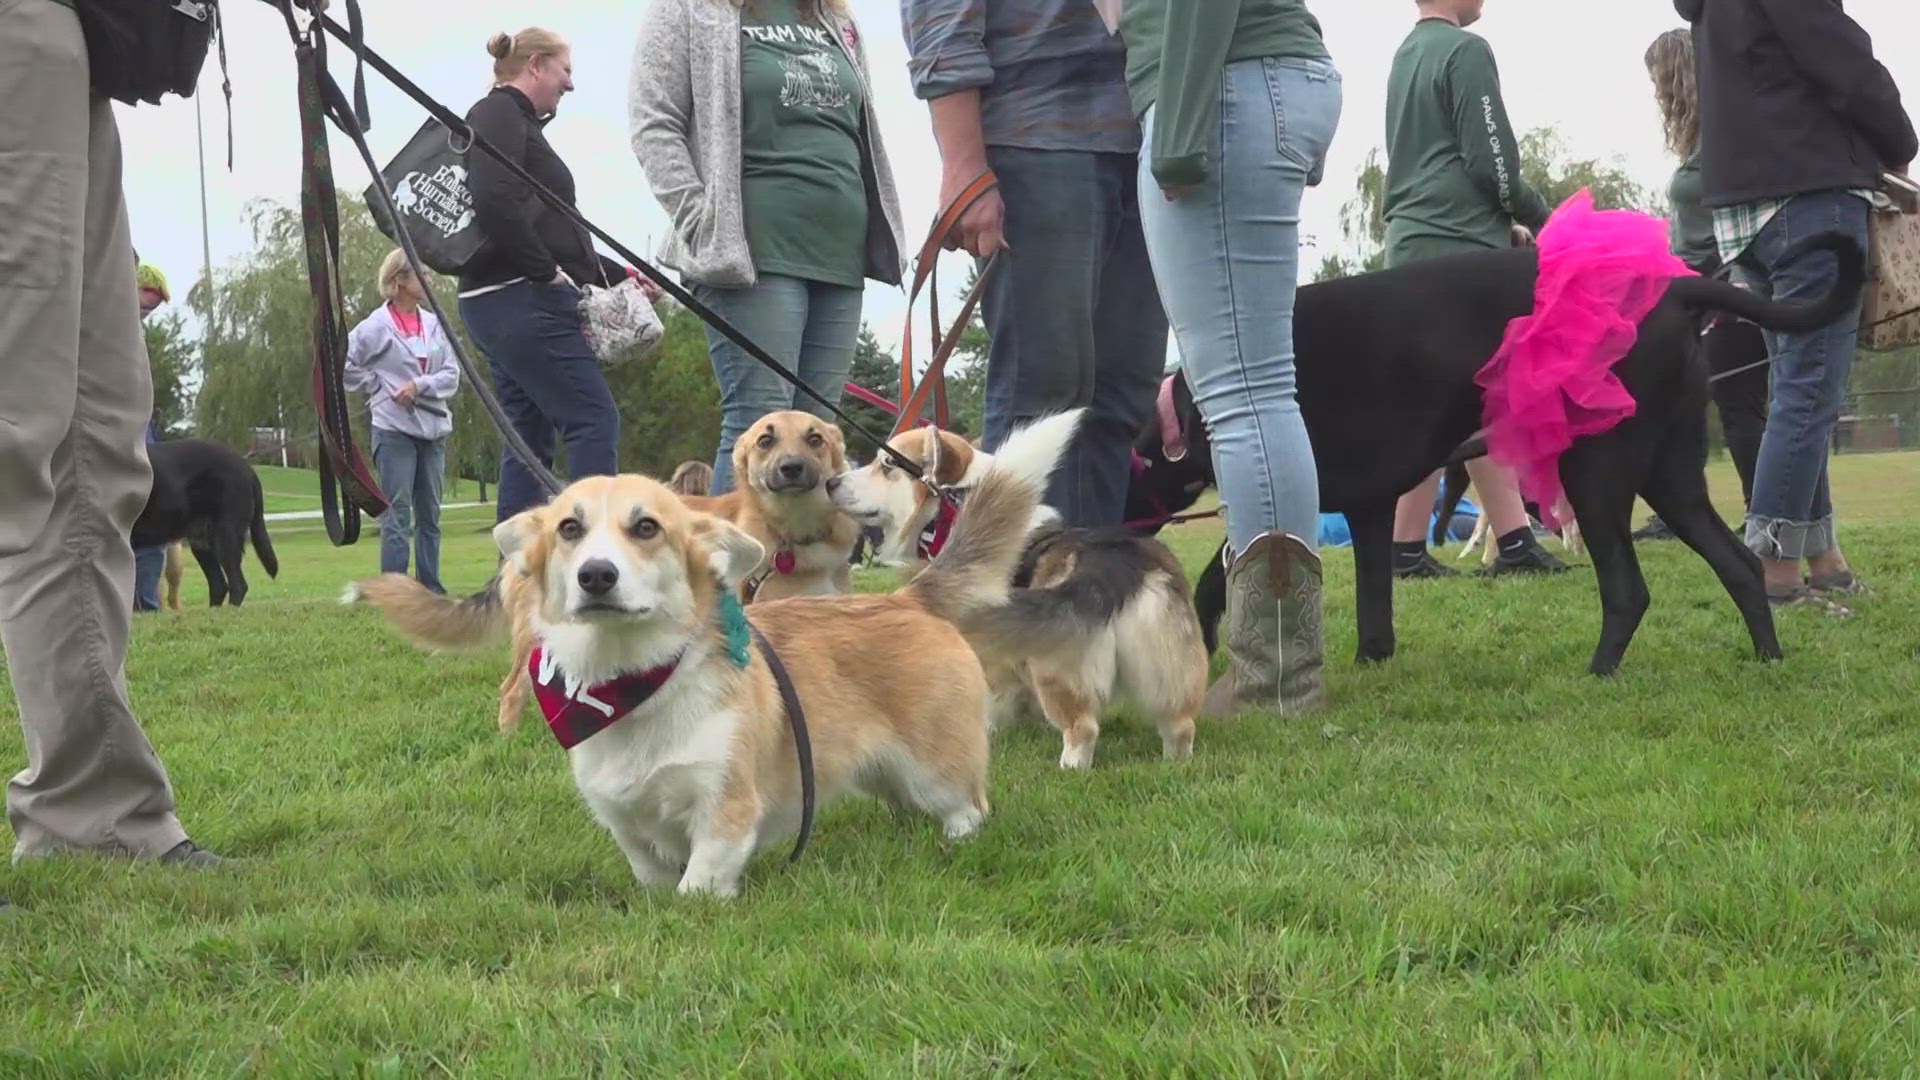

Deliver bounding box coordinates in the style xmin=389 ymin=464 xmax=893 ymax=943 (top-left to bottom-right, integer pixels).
xmin=343 ymin=303 xmax=459 ymax=441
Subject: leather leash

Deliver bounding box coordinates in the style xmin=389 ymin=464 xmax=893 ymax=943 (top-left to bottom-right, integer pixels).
xmin=894 ymin=173 xmax=1002 ymax=437
xmin=290 ymin=12 xmax=386 ymax=544
xmin=750 ymin=625 xmax=816 ymax=863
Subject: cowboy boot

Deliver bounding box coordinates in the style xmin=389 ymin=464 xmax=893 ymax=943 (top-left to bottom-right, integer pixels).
xmin=1202 ymin=532 xmax=1326 ymax=717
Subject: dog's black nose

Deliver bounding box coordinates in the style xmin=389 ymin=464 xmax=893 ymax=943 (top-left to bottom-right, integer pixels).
xmin=825 ymin=475 xmax=842 ymax=495
xmin=576 ymin=559 xmax=619 ymax=596
xmin=779 ymin=459 xmax=806 ymax=481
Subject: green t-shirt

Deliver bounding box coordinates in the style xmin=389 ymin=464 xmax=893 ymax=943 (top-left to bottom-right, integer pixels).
xmin=739 ymin=0 xmax=869 ymax=288
xmin=1121 ymin=0 xmax=1329 ymax=187
xmin=1382 ymin=18 xmax=1550 ymax=267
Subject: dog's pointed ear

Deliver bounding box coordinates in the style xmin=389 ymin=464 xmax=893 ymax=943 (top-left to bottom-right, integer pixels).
xmin=923 ymin=425 xmax=943 ymax=480
xmin=691 ymin=513 xmax=766 ymax=590
xmin=493 ymin=508 xmax=546 ymax=574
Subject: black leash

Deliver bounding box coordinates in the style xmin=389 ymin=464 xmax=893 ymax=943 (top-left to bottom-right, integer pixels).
xmin=309 ymin=10 xmax=934 ymax=485
xmin=750 ymin=625 xmax=816 ymax=863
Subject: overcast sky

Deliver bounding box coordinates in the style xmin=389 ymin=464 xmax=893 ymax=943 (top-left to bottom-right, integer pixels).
xmin=122 ymin=0 xmax=1919 ymax=362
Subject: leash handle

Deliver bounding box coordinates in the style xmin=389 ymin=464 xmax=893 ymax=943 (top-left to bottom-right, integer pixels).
xmin=895 ymin=174 xmax=1000 ymax=437
xmin=750 ymin=625 xmax=815 ymax=864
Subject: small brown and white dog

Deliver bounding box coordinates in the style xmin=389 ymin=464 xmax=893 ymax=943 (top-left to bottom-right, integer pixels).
xmin=345 ymin=410 xmax=1083 ymax=898
xmin=828 ymin=426 xmax=1208 ymax=769
xmin=681 ymin=410 xmax=861 ymax=603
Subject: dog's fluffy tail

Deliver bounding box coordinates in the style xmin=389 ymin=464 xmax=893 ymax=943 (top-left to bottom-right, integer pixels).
xmin=249 ymin=471 xmax=279 ymax=578
xmin=1668 ymin=232 xmax=1866 ymax=333
xmin=906 ymin=409 xmax=1081 ymax=625
xmin=343 ymin=572 xmax=506 ymax=650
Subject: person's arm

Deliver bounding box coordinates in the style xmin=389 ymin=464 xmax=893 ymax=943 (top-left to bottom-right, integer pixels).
xmin=1447 ymin=37 xmax=1552 ymax=231
xmin=465 ymin=94 xmax=560 ymax=283
xmin=906 ymin=0 xmax=1004 ymax=256
xmin=416 ymin=318 xmax=461 ymax=400
xmin=629 ymin=0 xmax=713 ymax=246
xmin=341 ymin=318 xmax=385 ymax=396
xmin=1755 ymin=0 xmax=1916 ymax=170
xmin=1145 ymin=0 xmax=1241 ymax=191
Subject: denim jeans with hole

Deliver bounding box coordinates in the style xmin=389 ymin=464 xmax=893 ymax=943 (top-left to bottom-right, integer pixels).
xmin=694 ymin=274 xmax=862 ymax=494
xmin=372 ymin=427 xmax=447 ymax=594
xmin=978 ymin=147 xmax=1168 ymax=529
xmin=1731 ymin=191 xmax=1871 ymax=559
xmin=1138 ymin=56 xmax=1343 ymax=556
xmin=458 ymin=280 xmax=621 ymax=523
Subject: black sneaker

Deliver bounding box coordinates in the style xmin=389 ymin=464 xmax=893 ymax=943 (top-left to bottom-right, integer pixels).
xmin=1393 ymin=549 xmax=1459 ymax=579
xmin=1482 ymin=535 xmax=1572 ymax=576
xmin=157 ymin=840 xmax=228 ymax=869
xmin=1632 ymin=515 xmax=1675 ymax=541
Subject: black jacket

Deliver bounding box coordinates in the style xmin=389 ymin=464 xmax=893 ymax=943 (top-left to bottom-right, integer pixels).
xmin=1675 ymin=0 xmax=1916 ymax=208
xmin=459 ymin=87 xmax=620 ymax=292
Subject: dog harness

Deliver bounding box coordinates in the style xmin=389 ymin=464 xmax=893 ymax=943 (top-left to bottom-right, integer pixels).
xmin=916 ymin=492 xmax=963 ymax=561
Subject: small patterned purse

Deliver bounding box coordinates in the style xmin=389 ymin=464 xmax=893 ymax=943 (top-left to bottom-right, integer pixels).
xmin=1860 ymin=174 xmax=1920 ymax=352
xmin=578 ymin=277 xmax=666 ymax=368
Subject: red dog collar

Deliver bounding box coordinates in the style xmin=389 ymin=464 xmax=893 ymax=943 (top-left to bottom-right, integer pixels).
xmin=916 ymin=492 xmax=962 ymax=560
xmin=529 ymin=646 xmax=682 ymax=750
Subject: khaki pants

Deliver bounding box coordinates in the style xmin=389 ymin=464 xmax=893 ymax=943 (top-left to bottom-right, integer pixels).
xmin=1 ymin=0 xmax=187 ymax=859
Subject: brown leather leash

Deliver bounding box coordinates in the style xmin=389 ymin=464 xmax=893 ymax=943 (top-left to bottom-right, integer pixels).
xmin=894 ymin=173 xmax=1003 ymax=438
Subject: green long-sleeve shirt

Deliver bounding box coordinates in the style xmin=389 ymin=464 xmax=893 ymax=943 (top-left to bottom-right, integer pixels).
xmin=1382 ymin=18 xmax=1549 ymax=266
xmin=1122 ymin=0 xmax=1329 ymax=187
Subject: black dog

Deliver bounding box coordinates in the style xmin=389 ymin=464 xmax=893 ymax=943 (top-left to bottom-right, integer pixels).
xmin=131 ymin=439 xmax=280 ymax=607
xmin=1126 ymin=235 xmax=1863 ymax=675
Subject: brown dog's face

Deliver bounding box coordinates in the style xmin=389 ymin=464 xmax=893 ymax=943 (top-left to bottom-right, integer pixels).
xmin=493 ymin=475 xmax=764 ymax=631
xmin=732 ymin=411 xmax=848 ymax=504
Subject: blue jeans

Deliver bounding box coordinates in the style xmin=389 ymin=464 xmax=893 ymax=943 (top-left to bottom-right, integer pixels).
xmin=1732 ymin=191 xmax=1871 ymax=559
xmin=979 ymin=147 xmax=1168 ymax=528
xmin=694 ymin=274 xmax=862 ymax=494
xmin=132 ymin=419 xmax=163 ymax=611
xmin=372 ymin=427 xmax=447 ymax=593
xmin=458 ymin=281 xmax=620 ymax=523
xmin=1138 ymin=57 xmax=1342 ymax=556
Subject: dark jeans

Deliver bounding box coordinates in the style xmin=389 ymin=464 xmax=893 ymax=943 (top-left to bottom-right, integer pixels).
xmin=458 ymin=281 xmax=620 ymax=522
xmin=1702 ymin=317 xmax=1769 ymax=509
xmin=1731 ymin=191 xmax=1870 ymax=558
xmin=980 ymin=147 xmax=1168 ymax=528
xmin=372 ymin=427 xmax=446 ymax=594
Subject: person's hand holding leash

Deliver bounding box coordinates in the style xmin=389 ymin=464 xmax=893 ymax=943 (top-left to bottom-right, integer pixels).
xmin=393 ymin=379 xmax=420 ymax=407
xmin=941 ymin=168 xmax=1006 ymax=258
xmin=1511 ymin=223 xmax=1536 ymax=246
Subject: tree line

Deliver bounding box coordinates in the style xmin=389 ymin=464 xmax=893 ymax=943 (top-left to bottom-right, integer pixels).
xmin=147 ymin=125 xmax=1917 ymax=488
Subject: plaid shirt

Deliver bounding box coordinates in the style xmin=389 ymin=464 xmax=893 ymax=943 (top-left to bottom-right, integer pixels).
xmin=1712 ymin=189 xmax=1878 ymax=267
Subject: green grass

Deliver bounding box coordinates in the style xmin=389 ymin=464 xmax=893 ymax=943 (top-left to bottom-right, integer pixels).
xmin=4 ymin=453 xmax=1919 ymax=1075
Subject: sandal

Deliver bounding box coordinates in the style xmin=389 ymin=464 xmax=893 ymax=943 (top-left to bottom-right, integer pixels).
xmin=1768 ymin=584 xmax=1854 ymax=618
xmin=1807 ymin=571 xmax=1870 ymax=597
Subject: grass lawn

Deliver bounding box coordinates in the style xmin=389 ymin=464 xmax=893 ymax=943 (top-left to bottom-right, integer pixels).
xmin=3 ymin=452 xmax=1918 ymax=1075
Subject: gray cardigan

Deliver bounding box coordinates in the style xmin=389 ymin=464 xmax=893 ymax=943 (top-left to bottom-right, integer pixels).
xmin=629 ymin=0 xmax=908 ymax=289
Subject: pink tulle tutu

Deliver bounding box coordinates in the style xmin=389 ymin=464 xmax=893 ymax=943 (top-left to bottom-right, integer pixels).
xmin=1475 ymin=189 xmax=1696 ymax=530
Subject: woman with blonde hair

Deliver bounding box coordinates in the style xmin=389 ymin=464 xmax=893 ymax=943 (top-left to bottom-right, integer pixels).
xmin=458 ymin=28 xmax=626 ymax=523
xmin=631 ymin=0 xmax=907 ymax=493
xmin=1633 ymin=27 xmax=1771 ymax=546
xmin=344 ymin=249 xmax=461 ymax=593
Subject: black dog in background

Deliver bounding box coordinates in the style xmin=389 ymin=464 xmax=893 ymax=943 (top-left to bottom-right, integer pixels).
xmin=1125 ymin=234 xmax=1864 ymax=675
xmin=131 ymin=439 xmax=279 ymax=607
